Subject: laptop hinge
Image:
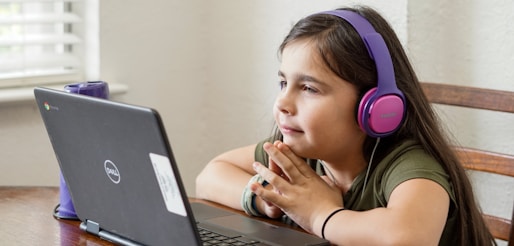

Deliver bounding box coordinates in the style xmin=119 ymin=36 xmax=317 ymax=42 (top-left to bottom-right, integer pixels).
xmin=84 ymin=220 xmax=100 ymax=235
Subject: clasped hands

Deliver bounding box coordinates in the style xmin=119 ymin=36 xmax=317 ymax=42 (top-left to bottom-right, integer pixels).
xmin=250 ymin=141 xmax=343 ymax=234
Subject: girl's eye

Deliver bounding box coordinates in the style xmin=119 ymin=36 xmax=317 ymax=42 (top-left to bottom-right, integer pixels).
xmin=279 ymin=80 xmax=287 ymax=90
xmin=302 ymin=85 xmax=318 ymax=94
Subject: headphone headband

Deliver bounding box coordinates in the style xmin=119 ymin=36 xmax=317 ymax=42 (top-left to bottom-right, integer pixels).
xmin=320 ymin=10 xmax=400 ymax=96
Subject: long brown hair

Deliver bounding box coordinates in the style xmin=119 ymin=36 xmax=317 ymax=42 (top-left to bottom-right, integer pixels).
xmin=276 ymin=5 xmax=495 ymax=245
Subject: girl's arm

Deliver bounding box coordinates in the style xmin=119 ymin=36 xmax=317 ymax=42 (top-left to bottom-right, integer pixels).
xmin=252 ymin=141 xmax=449 ymax=246
xmin=319 ymin=178 xmax=449 ymax=246
xmin=195 ymin=144 xmax=257 ymax=210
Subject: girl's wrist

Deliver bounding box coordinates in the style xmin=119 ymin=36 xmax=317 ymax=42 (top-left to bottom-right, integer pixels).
xmin=320 ymin=207 xmax=345 ymax=239
xmin=254 ymin=183 xmax=273 ymax=216
xmin=241 ymin=174 xmax=268 ymax=217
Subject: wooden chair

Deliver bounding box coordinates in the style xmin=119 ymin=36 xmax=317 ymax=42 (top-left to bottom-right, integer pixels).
xmin=421 ymin=82 xmax=514 ymax=245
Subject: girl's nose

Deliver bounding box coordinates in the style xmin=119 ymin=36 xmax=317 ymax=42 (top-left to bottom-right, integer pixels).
xmin=275 ymin=90 xmax=295 ymax=115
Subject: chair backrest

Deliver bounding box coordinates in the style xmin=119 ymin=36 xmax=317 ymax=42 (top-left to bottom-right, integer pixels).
xmin=421 ymin=82 xmax=514 ymax=245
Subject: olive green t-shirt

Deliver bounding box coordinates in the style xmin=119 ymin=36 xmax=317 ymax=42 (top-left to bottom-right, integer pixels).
xmin=255 ymin=140 xmax=458 ymax=246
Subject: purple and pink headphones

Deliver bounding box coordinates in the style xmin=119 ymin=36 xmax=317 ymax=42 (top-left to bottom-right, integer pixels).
xmin=321 ymin=10 xmax=406 ymax=138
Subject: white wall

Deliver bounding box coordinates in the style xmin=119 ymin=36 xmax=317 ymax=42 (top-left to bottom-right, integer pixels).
xmin=0 ymin=1 xmax=511 ymax=240
xmin=408 ymin=0 xmax=514 ymax=153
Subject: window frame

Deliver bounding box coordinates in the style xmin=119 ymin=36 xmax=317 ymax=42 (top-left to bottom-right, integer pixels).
xmin=0 ymin=0 xmax=98 ymax=89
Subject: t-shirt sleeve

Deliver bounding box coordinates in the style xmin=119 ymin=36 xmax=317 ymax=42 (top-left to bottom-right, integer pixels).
xmin=382 ymin=148 xmax=456 ymax=204
xmin=254 ymin=138 xmax=270 ymax=167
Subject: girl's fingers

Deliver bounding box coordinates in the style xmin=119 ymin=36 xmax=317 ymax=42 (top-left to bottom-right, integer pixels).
xmin=263 ymin=142 xmax=301 ymax=182
xmin=268 ymin=152 xmax=285 ymax=178
xmin=253 ymin=162 xmax=290 ymax=195
xmin=250 ymin=179 xmax=285 ymax=208
xmin=274 ymin=141 xmax=316 ymax=179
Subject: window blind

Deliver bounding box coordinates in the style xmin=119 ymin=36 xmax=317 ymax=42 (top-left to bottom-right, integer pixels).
xmin=0 ymin=0 xmax=86 ymax=88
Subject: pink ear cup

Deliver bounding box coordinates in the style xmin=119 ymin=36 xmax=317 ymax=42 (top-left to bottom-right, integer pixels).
xmin=368 ymin=95 xmax=404 ymax=133
xmin=357 ymin=88 xmax=376 ymax=131
xmin=358 ymin=88 xmax=405 ymax=136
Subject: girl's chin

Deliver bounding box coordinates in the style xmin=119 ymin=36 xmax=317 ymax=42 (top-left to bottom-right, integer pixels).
xmin=281 ymin=141 xmax=313 ymax=159
xmin=281 ymin=138 xmax=296 ymax=149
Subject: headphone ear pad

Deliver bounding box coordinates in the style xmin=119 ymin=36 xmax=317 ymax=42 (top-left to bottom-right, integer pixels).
xmin=357 ymin=88 xmax=376 ymax=134
xmin=358 ymin=87 xmax=405 ymax=137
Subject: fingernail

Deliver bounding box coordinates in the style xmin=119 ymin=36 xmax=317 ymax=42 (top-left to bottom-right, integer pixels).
xmin=263 ymin=142 xmax=271 ymax=150
xmin=253 ymin=162 xmax=260 ymax=170
xmin=249 ymin=183 xmax=256 ymax=192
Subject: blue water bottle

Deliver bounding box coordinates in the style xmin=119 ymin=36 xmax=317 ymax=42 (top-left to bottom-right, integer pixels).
xmin=53 ymin=81 xmax=109 ymax=220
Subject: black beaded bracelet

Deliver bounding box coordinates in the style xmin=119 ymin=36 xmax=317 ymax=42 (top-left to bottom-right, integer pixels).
xmin=321 ymin=208 xmax=345 ymax=239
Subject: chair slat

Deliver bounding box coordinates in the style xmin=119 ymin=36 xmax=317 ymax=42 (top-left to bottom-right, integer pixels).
xmin=484 ymin=214 xmax=512 ymax=241
xmin=455 ymin=147 xmax=514 ymax=177
xmin=421 ymin=82 xmax=514 ymax=113
xmin=420 ymin=82 xmax=514 ymax=244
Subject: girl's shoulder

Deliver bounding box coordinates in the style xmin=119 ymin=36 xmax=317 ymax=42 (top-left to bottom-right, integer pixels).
xmin=377 ymin=139 xmax=455 ymax=203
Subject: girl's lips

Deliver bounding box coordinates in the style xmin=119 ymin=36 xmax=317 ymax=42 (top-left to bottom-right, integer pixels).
xmin=280 ymin=125 xmax=303 ymax=134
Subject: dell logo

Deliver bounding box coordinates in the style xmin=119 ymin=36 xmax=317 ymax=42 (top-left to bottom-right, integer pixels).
xmin=104 ymin=160 xmax=120 ymax=184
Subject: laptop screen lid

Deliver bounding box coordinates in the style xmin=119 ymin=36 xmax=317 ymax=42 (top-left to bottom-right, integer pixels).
xmin=34 ymin=87 xmax=201 ymax=245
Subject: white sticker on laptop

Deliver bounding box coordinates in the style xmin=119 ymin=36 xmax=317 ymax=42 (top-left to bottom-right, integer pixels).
xmin=149 ymin=153 xmax=187 ymax=217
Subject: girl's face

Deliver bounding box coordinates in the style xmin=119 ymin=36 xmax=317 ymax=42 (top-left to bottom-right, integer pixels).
xmin=274 ymin=39 xmax=367 ymax=163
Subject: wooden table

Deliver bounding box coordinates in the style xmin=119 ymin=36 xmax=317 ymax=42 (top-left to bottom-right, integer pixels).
xmin=0 ymin=186 xmax=113 ymax=245
xmin=0 ymin=186 xmax=304 ymax=245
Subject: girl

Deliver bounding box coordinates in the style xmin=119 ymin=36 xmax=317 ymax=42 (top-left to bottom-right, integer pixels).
xmin=196 ymin=6 xmax=494 ymax=246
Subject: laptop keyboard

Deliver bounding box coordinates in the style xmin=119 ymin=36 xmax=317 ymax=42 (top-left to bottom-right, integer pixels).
xmin=198 ymin=226 xmax=265 ymax=246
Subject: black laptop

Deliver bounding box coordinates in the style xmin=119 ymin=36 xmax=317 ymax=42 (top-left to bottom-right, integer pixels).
xmin=34 ymin=87 xmax=329 ymax=246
